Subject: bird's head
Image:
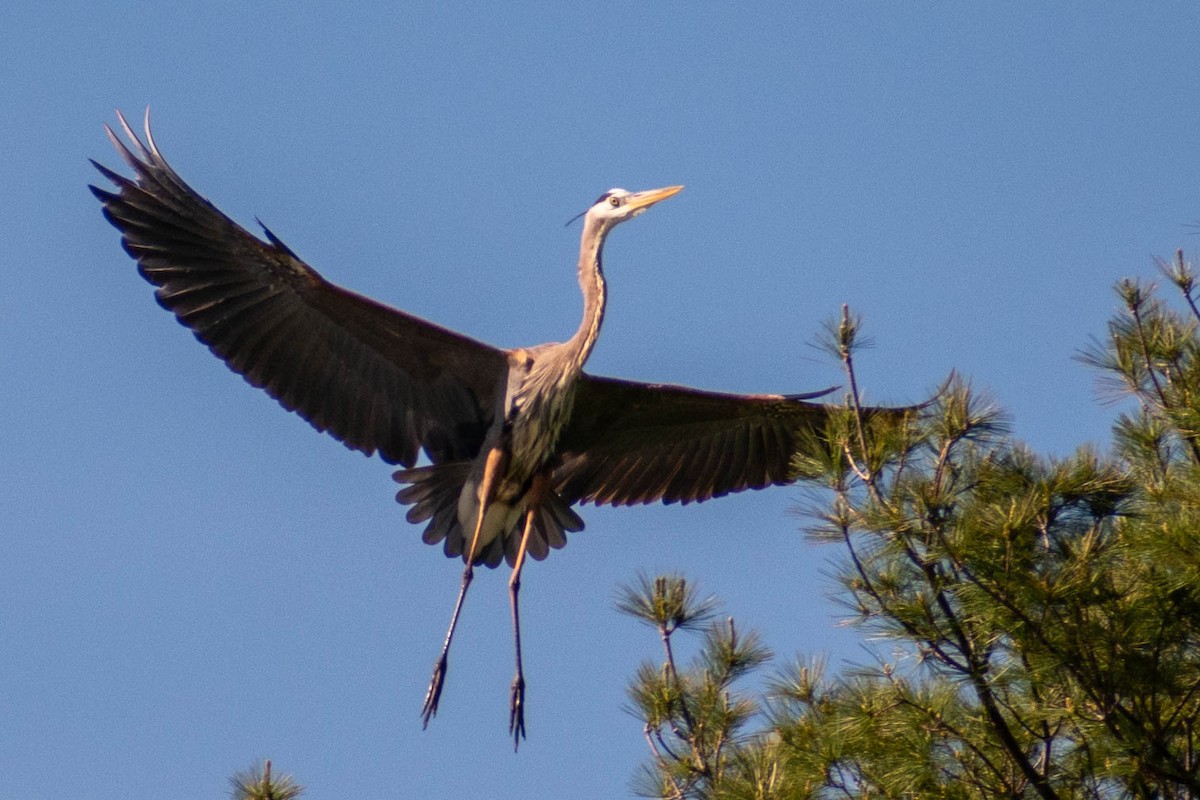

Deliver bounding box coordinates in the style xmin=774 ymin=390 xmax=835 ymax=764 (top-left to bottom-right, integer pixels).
xmin=576 ymin=185 xmax=684 ymax=228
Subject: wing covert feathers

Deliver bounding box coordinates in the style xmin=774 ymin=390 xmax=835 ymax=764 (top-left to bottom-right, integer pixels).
xmin=553 ymin=374 xmax=916 ymax=507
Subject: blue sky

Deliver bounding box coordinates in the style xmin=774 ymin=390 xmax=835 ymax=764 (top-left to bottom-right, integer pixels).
xmin=6 ymin=3 xmax=1200 ymax=797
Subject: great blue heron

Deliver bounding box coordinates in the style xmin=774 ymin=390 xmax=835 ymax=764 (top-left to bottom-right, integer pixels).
xmin=91 ymin=110 xmax=913 ymax=746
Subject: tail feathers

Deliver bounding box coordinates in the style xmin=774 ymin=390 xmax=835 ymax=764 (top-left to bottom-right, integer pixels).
xmin=394 ymin=463 xmax=584 ymax=568
xmin=505 ymin=492 xmax=584 ymax=563
xmin=394 ymin=462 xmax=468 ymax=527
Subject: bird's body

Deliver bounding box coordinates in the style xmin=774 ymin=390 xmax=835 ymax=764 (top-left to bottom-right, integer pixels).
xmin=407 ymin=337 xmax=590 ymax=568
xmin=90 ymin=110 xmax=914 ymax=747
xmin=395 ymin=185 xmax=670 ymax=568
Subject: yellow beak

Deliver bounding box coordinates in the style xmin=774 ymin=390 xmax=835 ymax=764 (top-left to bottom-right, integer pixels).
xmin=626 ymin=185 xmax=684 ymax=211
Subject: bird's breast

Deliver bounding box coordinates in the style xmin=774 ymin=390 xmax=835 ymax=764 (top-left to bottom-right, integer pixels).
xmin=502 ymin=371 xmax=579 ymax=493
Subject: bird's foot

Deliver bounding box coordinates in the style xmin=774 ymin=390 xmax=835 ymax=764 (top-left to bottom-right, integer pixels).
xmin=509 ymin=672 xmax=527 ymax=749
xmin=421 ymin=654 xmax=448 ymax=728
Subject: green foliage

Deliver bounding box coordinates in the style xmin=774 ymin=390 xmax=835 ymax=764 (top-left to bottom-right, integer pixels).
xmin=229 ymin=761 xmax=303 ymax=800
xmin=624 ymin=262 xmax=1200 ymax=799
xmin=616 ymin=575 xmax=771 ymax=799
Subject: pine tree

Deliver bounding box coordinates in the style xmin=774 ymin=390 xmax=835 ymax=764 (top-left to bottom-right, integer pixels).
xmin=623 ymin=262 xmax=1200 ymax=799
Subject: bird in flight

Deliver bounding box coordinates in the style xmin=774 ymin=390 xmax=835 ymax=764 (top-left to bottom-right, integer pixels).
xmin=91 ymin=109 xmax=917 ymax=748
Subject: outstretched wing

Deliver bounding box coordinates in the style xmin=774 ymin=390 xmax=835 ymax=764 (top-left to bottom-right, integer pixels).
xmin=90 ymin=110 xmax=508 ymax=466
xmin=553 ymin=374 xmax=902 ymax=506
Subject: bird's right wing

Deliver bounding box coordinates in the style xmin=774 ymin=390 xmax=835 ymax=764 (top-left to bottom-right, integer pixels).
xmin=553 ymin=374 xmax=916 ymax=506
xmin=90 ymin=110 xmax=508 ymax=466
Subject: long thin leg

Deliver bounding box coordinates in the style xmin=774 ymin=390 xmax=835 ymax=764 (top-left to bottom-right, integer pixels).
xmin=422 ymin=447 xmax=505 ymax=728
xmin=508 ymin=472 xmax=548 ymax=749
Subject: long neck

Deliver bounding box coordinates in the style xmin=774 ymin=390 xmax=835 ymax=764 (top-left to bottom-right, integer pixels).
xmin=566 ymin=214 xmax=609 ymax=370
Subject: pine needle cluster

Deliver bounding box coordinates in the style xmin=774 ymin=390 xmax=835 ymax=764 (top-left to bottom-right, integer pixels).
xmin=228 ymin=760 xmax=303 ymax=800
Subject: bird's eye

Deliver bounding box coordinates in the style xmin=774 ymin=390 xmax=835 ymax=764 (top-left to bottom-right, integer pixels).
xmin=608 ymin=195 xmax=621 ymax=208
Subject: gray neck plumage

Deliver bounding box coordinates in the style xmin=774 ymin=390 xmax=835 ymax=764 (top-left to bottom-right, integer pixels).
xmin=511 ymin=214 xmax=610 ymax=411
xmin=567 ymin=215 xmax=610 ymax=371
xmin=504 ymin=216 xmax=611 ymax=476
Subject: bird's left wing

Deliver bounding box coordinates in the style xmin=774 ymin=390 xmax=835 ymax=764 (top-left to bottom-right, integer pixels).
xmin=90 ymin=110 xmax=508 ymax=467
xmin=553 ymin=374 xmax=907 ymax=507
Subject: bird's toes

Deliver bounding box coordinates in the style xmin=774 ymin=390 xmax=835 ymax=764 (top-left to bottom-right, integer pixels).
xmin=509 ymin=674 xmax=527 ymax=748
xmin=421 ymin=658 xmax=449 ymax=728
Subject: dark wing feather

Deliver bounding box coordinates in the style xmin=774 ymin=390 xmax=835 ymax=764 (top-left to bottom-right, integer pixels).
xmin=553 ymin=374 xmax=852 ymax=506
xmin=90 ymin=110 xmax=507 ymax=466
